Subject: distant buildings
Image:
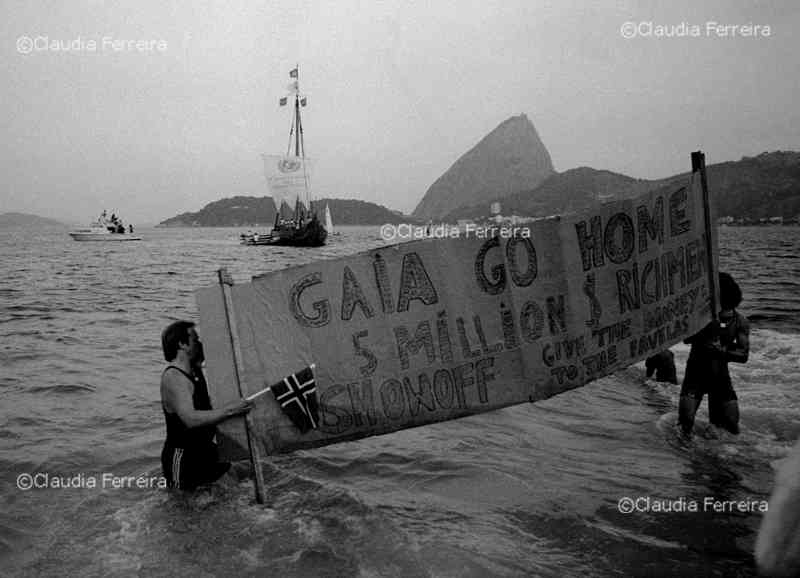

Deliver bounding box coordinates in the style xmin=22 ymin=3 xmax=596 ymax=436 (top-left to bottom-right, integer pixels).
xmin=718 ymin=215 xmax=798 ymax=226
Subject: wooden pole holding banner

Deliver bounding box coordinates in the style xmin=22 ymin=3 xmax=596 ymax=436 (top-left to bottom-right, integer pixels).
xmin=692 ymin=151 xmax=719 ymax=322
xmin=217 ymin=268 xmax=267 ymax=504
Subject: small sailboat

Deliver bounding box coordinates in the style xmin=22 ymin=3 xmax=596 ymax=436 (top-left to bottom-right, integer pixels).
xmin=245 ymin=65 xmax=326 ymax=247
xmin=324 ymin=203 xmax=339 ymax=236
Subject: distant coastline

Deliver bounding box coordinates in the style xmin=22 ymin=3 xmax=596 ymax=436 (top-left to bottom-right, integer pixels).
xmin=437 ymin=151 xmax=800 ymax=224
xmin=155 ymin=151 xmax=800 ymax=228
xmin=157 ymin=197 xmax=420 ymax=228
xmin=0 ymin=212 xmax=67 ymax=228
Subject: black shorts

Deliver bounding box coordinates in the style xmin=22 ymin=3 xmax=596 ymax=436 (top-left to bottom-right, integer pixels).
xmin=680 ymin=378 xmax=738 ymax=405
xmin=161 ymin=445 xmax=230 ymax=490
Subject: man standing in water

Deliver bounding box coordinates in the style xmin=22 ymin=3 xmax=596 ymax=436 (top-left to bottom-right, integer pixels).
xmin=160 ymin=320 xmax=252 ymax=490
xmin=678 ymin=272 xmax=750 ymax=435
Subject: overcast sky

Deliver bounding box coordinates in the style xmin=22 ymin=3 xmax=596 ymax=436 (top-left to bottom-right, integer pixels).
xmin=1 ymin=1 xmax=798 ymax=225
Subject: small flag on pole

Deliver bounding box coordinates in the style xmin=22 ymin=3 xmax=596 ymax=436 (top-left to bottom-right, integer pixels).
xmin=289 ymin=67 xmax=298 ymax=78
xmin=279 ymin=97 xmax=287 ymax=106
xmin=270 ymin=365 xmax=318 ymax=433
xmin=300 ymin=97 xmax=307 ymax=107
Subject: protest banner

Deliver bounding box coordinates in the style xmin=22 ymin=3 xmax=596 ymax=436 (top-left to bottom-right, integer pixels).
xmin=196 ymin=159 xmax=718 ymax=487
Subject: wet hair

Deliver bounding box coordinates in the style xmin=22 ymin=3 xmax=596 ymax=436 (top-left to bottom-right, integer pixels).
xmin=719 ymin=272 xmax=742 ymax=311
xmin=645 ymin=350 xmax=678 ymax=384
xmin=161 ymin=320 xmax=195 ymax=361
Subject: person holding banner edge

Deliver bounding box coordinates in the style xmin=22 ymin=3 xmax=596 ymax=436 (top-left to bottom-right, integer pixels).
xmin=678 ymin=272 xmax=750 ymax=436
xmin=160 ymin=320 xmax=253 ymax=490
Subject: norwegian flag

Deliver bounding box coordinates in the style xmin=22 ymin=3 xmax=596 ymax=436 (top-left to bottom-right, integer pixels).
xmin=270 ymin=365 xmax=319 ymax=433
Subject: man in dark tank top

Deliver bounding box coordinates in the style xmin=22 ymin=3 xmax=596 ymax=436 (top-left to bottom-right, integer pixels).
xmin=160 ymin=320 xmax=252 ymax=490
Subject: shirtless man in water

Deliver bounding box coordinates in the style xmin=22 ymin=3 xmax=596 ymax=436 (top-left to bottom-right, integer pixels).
xmin=160 ymin=320 xmax=252 ymax=490
xmin=678 ymin=272 xmax=750 ymax=435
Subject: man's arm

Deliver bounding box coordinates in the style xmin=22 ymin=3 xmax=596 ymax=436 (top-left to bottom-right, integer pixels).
xmin=707 ymin=316 xmax=750 ymax=363
xmin=724 ymin=316 xmax=750 ymax=363
xmin=162 ymin=371 xmax=252 ymax=428
xmin=756 ymin=438 xmax=800 ymax=575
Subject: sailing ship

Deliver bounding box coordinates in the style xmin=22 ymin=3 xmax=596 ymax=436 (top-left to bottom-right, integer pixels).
xmin=244 ymin=66 xmax=326 ymax=247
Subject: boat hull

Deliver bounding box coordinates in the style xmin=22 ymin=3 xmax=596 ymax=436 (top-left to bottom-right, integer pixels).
xmin=242 ymin=218 xmax=327 ymax=247
xmin=69 ymin=232 xmax=141 ymax=241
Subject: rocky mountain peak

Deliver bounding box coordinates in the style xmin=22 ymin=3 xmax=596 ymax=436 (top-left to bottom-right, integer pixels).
xmin=412 ymin=114 xmax=555 ymax=220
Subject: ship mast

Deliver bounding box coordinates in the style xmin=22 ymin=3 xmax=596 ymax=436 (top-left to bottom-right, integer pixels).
xmin=283 ymin=64 xmax=311 ymax=216
xmin=285 ymin=64 xmax=303 ymax=158
xmin=294 ymin=68 xmax=303 ymax=158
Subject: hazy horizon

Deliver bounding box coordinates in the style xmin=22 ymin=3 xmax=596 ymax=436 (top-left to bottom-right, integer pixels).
xmin=2 ymin=1 xmax=798 ymax=225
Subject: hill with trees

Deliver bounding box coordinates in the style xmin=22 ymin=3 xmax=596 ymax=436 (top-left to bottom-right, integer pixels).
xmin=158 ymin=197 xmax=412 ymax=227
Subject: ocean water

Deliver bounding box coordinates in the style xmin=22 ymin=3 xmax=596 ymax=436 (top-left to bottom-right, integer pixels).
xmin=1 ymin=224 xmax=799 ymax=577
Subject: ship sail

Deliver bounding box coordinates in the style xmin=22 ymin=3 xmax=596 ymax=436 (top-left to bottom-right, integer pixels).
xmin=277 ymin=199 xmax=295 ymax=221
xmin=262 ymin=154 xmax=313 ymax=217
xmin=324 ymin=203 xmax=334 ymax=234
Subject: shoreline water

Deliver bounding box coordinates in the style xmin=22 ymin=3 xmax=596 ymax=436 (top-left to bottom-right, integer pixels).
xmin=1 ymin=225 xmax=798 ymax=576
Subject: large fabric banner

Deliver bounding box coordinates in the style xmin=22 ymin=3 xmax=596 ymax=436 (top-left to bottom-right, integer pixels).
xmin=197 ymin=172 xmax=718 ymax=456
xmin=262 ymin=154 xmax=312 ymax=211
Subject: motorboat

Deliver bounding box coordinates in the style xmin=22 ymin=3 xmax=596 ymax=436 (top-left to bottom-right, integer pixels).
xmin=69 ymin=212 xmax=141 ymax=241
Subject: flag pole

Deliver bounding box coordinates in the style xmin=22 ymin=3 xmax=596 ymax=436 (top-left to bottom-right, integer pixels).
xmin=217 ymin=268 xmax=267 ymax=504
xmin=691 ymin=151 xmax=719 ymax=323
xmin=246 ymin=363 xmax=315 ymax=402
xmin=245 ymin=386 xmax=271 ymax=402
